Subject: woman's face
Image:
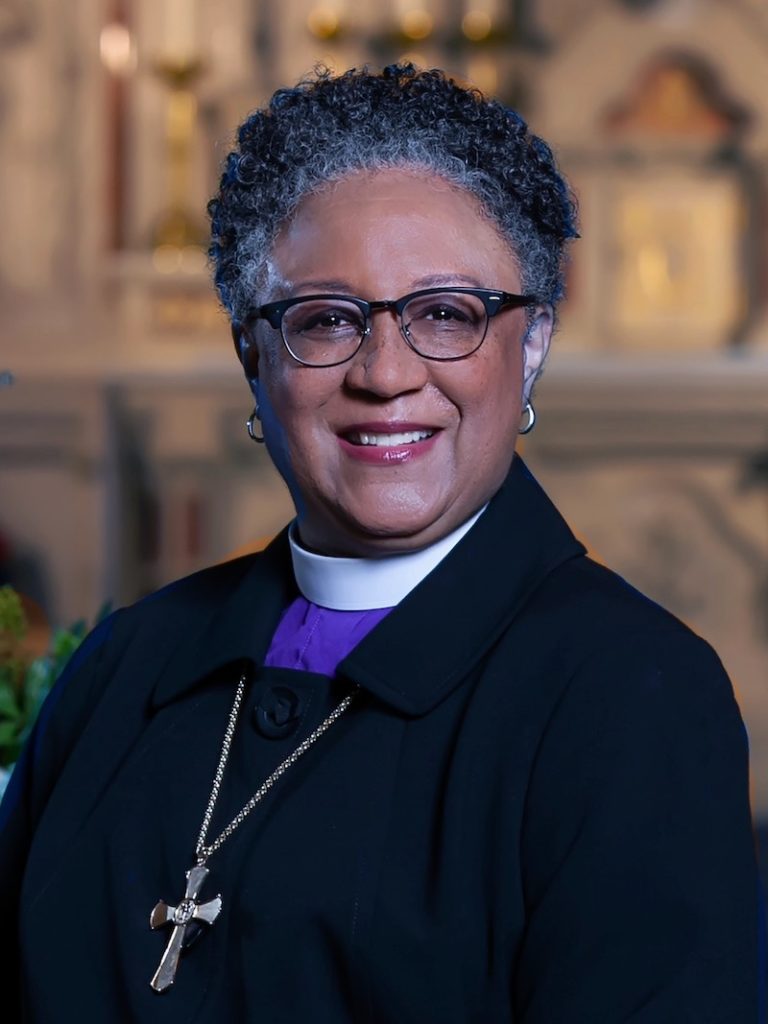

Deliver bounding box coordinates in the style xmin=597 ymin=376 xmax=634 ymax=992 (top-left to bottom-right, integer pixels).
xmin=246 ymin=169 xmax=552 ymax=556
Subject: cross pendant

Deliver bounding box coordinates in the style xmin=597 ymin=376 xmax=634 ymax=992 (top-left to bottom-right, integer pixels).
xmin=149 ymin=863 xmax=222 ymax=992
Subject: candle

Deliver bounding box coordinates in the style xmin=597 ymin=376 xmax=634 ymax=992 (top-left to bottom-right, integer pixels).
xmin=463 ymin=0 xmax=499 ymax=21
xmin=461 ymin=0 xmax=500 ymax=42
xmin=162 ymin=0 xmax=198 ymax=61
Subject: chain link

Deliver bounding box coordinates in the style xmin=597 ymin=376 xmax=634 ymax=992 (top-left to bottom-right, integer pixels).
xmin=195 ymin=671 xmax=357 ymax=864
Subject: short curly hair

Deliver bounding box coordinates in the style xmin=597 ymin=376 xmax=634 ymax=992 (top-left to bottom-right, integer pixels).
xmin=208 ymin=64 xmax=578 ymax=324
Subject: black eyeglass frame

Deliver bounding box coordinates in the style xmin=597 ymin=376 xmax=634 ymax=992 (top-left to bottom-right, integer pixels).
xmin=250 ymin=286 xmax=540 ymax=367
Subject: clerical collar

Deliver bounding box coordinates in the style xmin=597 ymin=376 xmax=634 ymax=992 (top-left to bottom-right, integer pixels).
xmin=289 ymin=507 xmax=487 ymax=611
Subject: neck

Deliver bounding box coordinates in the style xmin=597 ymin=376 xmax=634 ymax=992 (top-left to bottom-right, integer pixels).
xmin=289 ymin=506 xmax=487 ymax=611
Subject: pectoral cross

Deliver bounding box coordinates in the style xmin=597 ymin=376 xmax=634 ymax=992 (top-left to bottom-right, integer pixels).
xmin=149 ymin=863 xmax=222 ymax=992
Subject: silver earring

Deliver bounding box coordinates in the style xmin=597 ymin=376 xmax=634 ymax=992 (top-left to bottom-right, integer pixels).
xmin=519 ymin=401 xmax=536 ymax=435
xmin=246 ymin=408 xmax=264 ymax=443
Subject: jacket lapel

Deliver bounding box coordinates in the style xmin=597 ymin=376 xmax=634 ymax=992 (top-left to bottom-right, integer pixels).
xmin=149 ymin=528 xmax=297 ymax=709
xmin=337 ymin=457 xmax=586 ymax=715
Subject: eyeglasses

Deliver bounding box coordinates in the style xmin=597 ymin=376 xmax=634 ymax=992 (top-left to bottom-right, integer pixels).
xmin=251 ymin=286 xmax=539 ymax=367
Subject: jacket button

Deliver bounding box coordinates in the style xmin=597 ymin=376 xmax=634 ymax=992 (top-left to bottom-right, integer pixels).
xmin=254 ymin=686 xmax=304 ymax=739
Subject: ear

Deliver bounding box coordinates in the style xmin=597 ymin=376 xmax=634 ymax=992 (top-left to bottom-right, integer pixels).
xmin=521 ymin=305 xmax=553 ymax=400
xmin=231 ymin=319 xmax=260 ymax=381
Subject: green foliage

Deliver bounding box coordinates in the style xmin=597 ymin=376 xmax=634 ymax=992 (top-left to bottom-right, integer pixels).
xmin=0 ymin=585 xmax=107 ymax=768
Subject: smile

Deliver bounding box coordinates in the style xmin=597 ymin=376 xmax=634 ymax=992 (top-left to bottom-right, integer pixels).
xmin=346 ymin=429 xmax=434 ymax=447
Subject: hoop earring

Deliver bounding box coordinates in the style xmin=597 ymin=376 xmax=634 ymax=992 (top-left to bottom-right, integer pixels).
xmin=519 ymin=401 xmax=536 ymax=435
xmin=246 ymin=408 xmax=264 ymax=444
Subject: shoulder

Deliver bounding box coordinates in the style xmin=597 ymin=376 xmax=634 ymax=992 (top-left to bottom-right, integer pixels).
xmin=122 ymin=550 xmax=263 ymax=625
xmin=528 ymin=550 xmax=697 ymax=639
xmin=522 ymin=550 xmax=727 ymax=678
xmin=36 ymin=552 xmax=265 ymax=698
xmin=15 ymin=551 xmax=270 ymax=797
xmin=513 ymin=559 xmax=751 ymax=861
xmin=56 ymin=550 xmax=270 ymax=722
xmin=499 ymin=551 xmax=743 ymax=755
xmin=516 ymin=554 xmax=747 ymax=788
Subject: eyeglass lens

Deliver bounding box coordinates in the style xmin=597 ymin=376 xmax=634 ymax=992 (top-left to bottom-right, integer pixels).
xmin=281 ymin=292 xmax=489 ymax=366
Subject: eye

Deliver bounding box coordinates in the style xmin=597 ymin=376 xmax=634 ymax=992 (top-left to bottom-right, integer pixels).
xmin=405 ymin=293 xmax=485 ymax=330
xmin=284 ymin=301 xmax=365 ymax=339
xmin=303 ymin=309 xmax=358 ymax=330
xmin=422 ymin=304 xmax=473 ymax=324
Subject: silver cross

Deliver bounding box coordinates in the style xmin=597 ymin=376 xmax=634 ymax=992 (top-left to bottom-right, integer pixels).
xmin=149 ymin=863 xmax=222 ymax=992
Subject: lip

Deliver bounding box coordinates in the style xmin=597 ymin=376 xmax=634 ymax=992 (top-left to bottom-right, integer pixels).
xmin=336 ymin=421 xmax=442 ymax=465
xmin=339 ymin=421 xmax=440 ymax=434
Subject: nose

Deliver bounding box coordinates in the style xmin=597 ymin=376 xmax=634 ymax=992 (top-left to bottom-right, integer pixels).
xmin=343 ymin=308 xmax=429 ymax=397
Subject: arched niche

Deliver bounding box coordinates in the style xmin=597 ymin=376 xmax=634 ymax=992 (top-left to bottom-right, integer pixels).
xmin=533 ymin=1 xmax=768 ymax=153
xmin=529 ymin=5 xmax=768 ymax=351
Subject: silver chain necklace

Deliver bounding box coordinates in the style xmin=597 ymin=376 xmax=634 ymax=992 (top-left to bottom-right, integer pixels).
xmin=148 ymin=669 xmax=357 ymax=992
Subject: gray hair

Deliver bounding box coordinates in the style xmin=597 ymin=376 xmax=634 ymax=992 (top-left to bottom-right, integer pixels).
xmin=208 ymin=64 xmax=578 ymax=325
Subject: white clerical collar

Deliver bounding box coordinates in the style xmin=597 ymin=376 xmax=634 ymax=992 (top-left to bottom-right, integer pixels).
xmin=289 ymin=506 xmax=487 ymax=611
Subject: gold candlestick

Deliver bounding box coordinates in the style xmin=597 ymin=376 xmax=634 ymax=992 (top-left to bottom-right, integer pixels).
xmin=151 ymin=57 xmax=207 ymax=256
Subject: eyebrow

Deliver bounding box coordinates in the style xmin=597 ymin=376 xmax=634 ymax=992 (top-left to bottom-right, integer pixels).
xmin=411 ymin=273 xmax=486 ymax=289
xmin=280 ymin=273 xmax=488 ymax=296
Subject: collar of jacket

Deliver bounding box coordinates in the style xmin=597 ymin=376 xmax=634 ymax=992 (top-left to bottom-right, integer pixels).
xmin=150 ymin=456 xmax=586 ymax=717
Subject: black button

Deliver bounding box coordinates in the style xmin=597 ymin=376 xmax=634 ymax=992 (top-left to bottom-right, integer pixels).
xmin=254 ymin=686 xmax=304 ymax=739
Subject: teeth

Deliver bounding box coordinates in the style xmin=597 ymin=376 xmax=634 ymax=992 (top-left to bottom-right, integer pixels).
xmin=350 ymin=429 xmax=434 ymax=447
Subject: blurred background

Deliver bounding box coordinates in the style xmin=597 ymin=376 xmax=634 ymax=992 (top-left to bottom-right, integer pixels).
xmin=1 ymin=0 xmax=767 ymax=848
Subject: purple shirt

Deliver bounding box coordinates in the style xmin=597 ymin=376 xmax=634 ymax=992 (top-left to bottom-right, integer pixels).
xmin=264 ymin=596 xmax=392 ymax=676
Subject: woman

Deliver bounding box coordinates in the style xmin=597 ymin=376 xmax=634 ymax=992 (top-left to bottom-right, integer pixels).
xmin=0 ymin=64 xmax=762 ymax=1021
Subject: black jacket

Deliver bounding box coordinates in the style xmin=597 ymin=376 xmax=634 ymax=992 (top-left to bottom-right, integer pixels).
xmin=0 ymin=457 xmax=763 ymax=1022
